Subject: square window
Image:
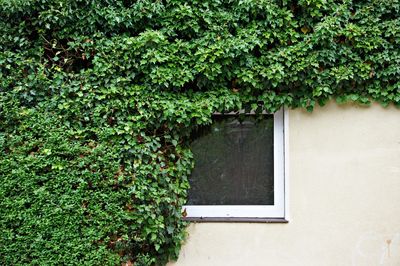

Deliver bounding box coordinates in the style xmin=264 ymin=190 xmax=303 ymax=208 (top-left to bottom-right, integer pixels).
xmin=183 ymin=109 xmax=286 ymax=221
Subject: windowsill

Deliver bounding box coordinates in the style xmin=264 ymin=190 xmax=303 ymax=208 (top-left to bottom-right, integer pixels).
xmin=183 ymin=217 xmax=289 ymax=223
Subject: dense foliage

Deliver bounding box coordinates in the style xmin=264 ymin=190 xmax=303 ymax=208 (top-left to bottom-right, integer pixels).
xmin=1 ymin=0 xmax=399 ymax=265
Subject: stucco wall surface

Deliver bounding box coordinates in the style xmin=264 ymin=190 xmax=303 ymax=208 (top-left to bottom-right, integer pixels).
xmin=168 ymin=101 xmax=400 ymax=266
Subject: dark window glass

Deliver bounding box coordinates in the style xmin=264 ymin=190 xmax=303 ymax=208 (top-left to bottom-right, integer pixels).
xmin=188 ymin=115 xmax=274 ymax=205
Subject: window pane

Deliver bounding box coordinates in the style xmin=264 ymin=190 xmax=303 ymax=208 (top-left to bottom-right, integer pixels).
xmin=188 ymin=115 xmax=274 ymax=205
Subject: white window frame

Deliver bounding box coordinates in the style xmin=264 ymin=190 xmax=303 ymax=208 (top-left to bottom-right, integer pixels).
xmin=183 ymin=108 xmax=287 ymax=220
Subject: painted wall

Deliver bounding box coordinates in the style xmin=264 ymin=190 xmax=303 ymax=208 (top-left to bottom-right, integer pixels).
xmin=168 ymin=101 xmax=400 ymax=266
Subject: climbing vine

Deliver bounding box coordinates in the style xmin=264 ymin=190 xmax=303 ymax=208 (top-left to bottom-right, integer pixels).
xmin=0 ymin=0 xmax=399 ymax=265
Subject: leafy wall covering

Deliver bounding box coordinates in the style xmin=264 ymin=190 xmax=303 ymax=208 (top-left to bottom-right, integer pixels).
xmin=0 ymin=0 xmax=399 ymax=265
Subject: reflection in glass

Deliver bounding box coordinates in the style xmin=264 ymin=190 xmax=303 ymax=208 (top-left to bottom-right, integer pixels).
xmin=188 ymin=115 xmax=274 ymax=205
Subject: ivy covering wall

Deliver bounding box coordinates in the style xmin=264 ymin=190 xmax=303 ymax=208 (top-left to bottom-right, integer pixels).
xmin=0 ymin=0 xmax=399 ymax=265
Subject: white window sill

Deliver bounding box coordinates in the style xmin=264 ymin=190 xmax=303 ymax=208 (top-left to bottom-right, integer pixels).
xmin=183 ymin=217 xmax=289 ymax=223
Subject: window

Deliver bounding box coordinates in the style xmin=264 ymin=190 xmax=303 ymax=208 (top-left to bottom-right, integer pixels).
xmin=183 ymin=109 xmax=287 ymax=222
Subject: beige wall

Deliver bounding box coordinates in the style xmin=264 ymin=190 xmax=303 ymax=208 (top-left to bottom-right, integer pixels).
xmin=168 ymin=101 xmax=400 ymax=266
